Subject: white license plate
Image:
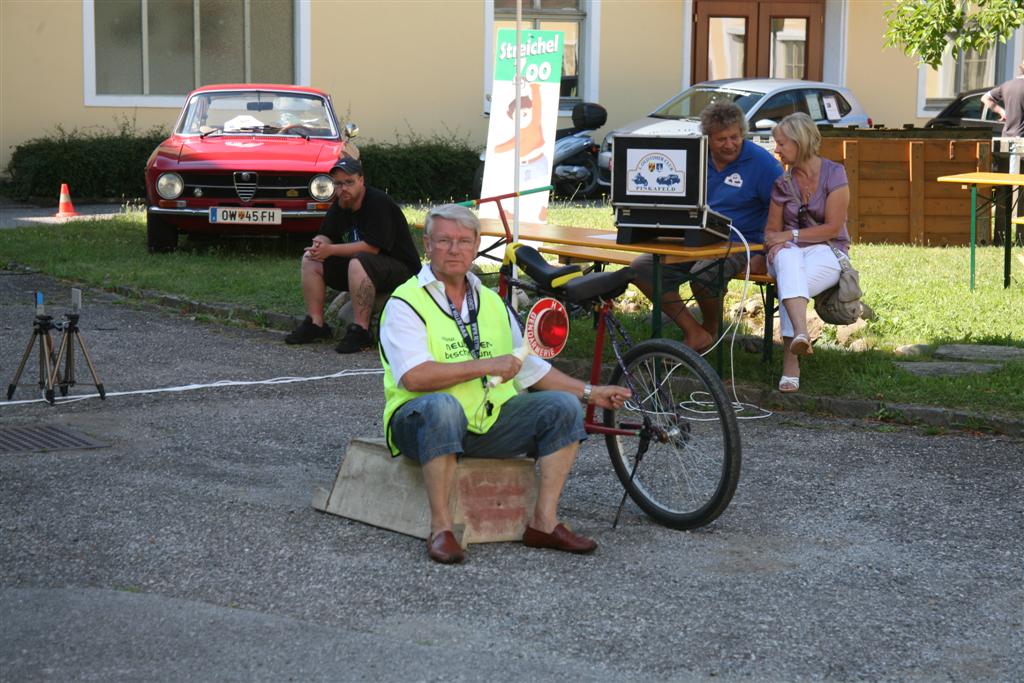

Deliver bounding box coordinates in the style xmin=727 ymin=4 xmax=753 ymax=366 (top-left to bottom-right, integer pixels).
xmin=209 ymin=207 xmax=282 ymax=225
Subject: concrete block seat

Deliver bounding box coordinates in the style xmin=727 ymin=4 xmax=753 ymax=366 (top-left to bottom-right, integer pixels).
xmin=312 ymin=437 xmax=539 ymax=547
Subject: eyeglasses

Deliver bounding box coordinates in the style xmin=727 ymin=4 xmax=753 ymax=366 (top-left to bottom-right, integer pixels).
xmin=431 ymin=237 xmax=476 ymax=251
xmin=797 ymin=203 xmax=809 ymax=229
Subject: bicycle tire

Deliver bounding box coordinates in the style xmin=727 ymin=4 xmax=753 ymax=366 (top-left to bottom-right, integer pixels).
xmin=604 ymin=338 xmax=741 ymax=530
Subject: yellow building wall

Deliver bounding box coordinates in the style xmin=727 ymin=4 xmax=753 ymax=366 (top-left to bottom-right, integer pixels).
xmin=843 ymin=0 xmax=925 ymax=128
xmin=0 ymin=0 xmax=178 ymax=175
xmin=309 ymin=1 xmax=488 ymax=150
xmin=598 ymin=0 xmax=685 ymax=139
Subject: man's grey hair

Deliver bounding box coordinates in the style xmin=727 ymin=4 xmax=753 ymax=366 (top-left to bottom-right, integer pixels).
xmin=700 ymin=101 xmax=748 ymax=136
xmin=424 ymin=203 xmax=480 ymax=238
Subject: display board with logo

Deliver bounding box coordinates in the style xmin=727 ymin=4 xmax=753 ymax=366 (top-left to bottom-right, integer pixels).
xmin=611 ymin=134 xmax=730 ymax=245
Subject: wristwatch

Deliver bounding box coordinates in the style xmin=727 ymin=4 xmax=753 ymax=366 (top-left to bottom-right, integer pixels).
xmin=791 ymin=229 xmax=799 ymax=242
xmin=581 ymin=383 xmax=593 ymax=404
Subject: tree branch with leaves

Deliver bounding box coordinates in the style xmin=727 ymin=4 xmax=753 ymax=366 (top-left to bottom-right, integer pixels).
xmin=884 ymin=0 xmax=1024 ymax=68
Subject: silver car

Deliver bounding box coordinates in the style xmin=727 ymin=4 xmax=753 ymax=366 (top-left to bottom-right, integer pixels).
xmin=598 ymin=78 xmax=871 ymax=187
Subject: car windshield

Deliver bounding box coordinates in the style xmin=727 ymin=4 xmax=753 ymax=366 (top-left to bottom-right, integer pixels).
xmin=177 ymin=91 xmax=338 ymax=138
xmin=650 ymin=87 xmax=765 ymax=120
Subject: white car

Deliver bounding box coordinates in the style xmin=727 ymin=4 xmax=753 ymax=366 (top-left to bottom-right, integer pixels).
xmin=598 ymin=78 xmax=871 ymax=187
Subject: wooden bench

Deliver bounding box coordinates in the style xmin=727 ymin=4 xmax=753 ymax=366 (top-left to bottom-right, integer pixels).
xmin=536 ymin=243 xmax=778 ymax=363
xmin=312 ymin=437 xmax=538 ymax=548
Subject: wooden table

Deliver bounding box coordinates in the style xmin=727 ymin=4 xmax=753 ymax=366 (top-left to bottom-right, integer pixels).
xmin=936 ymin=171 xmax=1024 ymax=289
xmin=477 ymin=218 xmax=762 ymax=338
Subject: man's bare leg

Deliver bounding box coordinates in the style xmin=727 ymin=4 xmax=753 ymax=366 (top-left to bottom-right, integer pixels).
xmin=299 ymin=236 xmax=334 ymax=326
xmin=421 ymin=453 xmax=457 ymax=535
xmin=531 ymin=441 xmax=579 ymax=533
xmin=347 ymin=258 xmax=376 ymax=330
xmin=634 ymin=279 xmax=713 ymax=352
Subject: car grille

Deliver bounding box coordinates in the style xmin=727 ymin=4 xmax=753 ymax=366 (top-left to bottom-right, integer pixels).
xmin=182 ymin=173 xmax=313 ymax=202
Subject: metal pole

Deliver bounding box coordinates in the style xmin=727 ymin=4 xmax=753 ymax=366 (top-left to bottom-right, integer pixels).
xmin=513 ymin=0 xmax=522 ymax=245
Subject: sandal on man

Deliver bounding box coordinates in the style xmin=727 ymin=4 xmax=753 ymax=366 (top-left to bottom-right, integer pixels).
xmin=790 ymin=333 xmax=813 ymax=356
xmin=778 ymin=375 xmax=800 ymax=393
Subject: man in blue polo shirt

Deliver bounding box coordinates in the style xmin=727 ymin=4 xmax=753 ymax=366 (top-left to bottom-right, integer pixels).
xmin=631 ymin=101 xmax=783 ymax=352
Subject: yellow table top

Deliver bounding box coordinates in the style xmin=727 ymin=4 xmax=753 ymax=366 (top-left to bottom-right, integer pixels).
xmin=936 ymin=171 xmax=1024 ymax=187
xmin=477 ymin=218 xmax=761 ymax=263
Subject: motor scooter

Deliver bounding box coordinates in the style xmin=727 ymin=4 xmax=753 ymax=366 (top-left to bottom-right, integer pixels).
xmin=474 ymin=101 xmax=608 ymax=199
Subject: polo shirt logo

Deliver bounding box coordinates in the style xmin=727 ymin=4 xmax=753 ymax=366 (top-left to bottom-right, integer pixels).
xmin=724 ymin=173 xmax=743 ymax=188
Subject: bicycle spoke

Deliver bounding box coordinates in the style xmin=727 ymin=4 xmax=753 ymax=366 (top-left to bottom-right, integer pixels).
xmin=605 ymin=339 xmax=740 ymax=529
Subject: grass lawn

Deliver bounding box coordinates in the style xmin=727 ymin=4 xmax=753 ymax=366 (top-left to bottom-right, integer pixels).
xmin=2 ymin=206 xmax=1022 ymax=420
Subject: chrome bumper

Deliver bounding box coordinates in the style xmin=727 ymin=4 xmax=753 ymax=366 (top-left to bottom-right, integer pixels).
xmin=148 ymin=206 xmax=327 ymax=219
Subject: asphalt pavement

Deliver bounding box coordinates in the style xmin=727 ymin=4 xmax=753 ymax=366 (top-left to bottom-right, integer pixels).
xmin=1 ymin=269 xmax=1022 ymax=681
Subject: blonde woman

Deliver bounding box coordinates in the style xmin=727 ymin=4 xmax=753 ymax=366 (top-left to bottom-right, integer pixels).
xmin=764 ymin=113 xmax=851 ymax=393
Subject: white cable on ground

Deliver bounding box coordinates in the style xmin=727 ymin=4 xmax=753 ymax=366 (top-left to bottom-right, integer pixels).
xmin=693 ymin=225 xmax=772 ymax=421
xmin=0 ymin=367 xmax=384 ymax=408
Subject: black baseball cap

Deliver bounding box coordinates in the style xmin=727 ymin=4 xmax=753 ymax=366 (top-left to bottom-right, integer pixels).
xmin=330 ymin=156 xmax=363 ymax=176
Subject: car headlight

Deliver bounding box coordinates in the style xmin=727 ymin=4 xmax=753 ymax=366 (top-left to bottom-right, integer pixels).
xmin=309 ymin=174 xmax=334 ymax=201
xmin=156 ymin=172 xmax=184 ymax=200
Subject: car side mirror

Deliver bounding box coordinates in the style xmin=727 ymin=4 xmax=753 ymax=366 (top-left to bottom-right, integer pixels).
xmin=344 ymin=122 xmax=359 ymax=139
xmin=753 ymin=119 xmax=777 ymax=131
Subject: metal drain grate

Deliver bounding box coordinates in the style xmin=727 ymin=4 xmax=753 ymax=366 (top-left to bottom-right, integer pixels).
xmin=0 ymin=425 xmax=107 ymax=454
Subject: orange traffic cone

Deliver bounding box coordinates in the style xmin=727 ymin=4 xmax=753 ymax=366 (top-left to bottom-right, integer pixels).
xmin=55 ymin=183 xmax=80 ymax=218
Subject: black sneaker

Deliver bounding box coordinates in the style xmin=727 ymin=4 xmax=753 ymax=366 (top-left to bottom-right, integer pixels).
xmin=335 ymin=323 xmax=375 ymax=354
xmin=285 ymin=316 xmax=333 ymax=344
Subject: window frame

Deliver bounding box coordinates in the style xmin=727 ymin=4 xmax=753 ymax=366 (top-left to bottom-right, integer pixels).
xmin=915 ymin=32 xmax=1021 ymax=118
xmin=483 ymin=0 xmax=600 ymax=117
xmin=82 ymin=0 xmax=312 ymax=108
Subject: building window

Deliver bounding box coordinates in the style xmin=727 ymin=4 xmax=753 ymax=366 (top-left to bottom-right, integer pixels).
xmin=921 ymin=46 xmax=1002 ymax=111
xmin=85 ymin=0 xmax=307 ymax=107
xmin=491 ymin=0 xmax=590 ymax=110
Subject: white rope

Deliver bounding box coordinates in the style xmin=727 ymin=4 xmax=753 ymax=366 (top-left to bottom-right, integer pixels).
xmin=0 ymin=368 xmax=384 ymax=408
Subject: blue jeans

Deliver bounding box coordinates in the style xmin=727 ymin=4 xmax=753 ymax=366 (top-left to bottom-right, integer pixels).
xmin=390 ymin=390 xmax=587 ymax=465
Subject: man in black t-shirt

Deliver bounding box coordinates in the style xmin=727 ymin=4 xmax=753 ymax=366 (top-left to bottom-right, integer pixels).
xmin=285 ymin=157 xmax=420 ymax=353
xmin=982 ymin=62 xmax=1024 ymax=138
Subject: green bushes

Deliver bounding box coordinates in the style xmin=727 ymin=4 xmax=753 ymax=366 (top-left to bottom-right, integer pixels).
xmin=358 ymin=133 xmax=479 ymax=203
xmin=4 ymin=120 xmax=167 ymax=202
xmin=4 ymin=121 xmax=481 ymax=203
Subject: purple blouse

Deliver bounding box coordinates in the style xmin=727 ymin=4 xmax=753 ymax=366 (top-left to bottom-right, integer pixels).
xmin=770 ymin=157 xmax=850 ymax=253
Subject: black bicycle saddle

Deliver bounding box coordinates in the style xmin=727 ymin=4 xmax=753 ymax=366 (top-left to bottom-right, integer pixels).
xmin=512 ymin=244 xmax=583 ymax=290
xmin=513 ymin=244 xmax=635 ymax=304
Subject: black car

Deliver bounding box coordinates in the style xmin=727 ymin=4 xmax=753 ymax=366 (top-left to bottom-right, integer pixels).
xmin=924 ymin=88 xmax=1002 ymax=132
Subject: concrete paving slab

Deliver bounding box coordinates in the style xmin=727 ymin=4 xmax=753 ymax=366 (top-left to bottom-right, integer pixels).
xmin=895 ymin=361 xmax=1003 ymax=376
xmin=933 ymin=343 xmax=1024 ymax=363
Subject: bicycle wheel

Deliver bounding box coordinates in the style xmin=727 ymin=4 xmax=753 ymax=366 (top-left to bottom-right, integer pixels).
xmin=604 ymin=338 xmax=741 ymax=529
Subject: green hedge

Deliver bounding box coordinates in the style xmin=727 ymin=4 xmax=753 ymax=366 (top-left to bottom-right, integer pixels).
xmin=359 ymin=134 xmax=479 ymax=203
xmin=3 ymin=122 xmax=480 ymax=204
xmin=4 ymin=121 xmax=167 ymax=202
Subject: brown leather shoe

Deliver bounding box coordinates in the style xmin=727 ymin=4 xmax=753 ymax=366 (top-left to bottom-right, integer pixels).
xmin=523 ymin=523 xmax=597 ymax=554
xmin=427 ymin=530 xmax=465 ymax=564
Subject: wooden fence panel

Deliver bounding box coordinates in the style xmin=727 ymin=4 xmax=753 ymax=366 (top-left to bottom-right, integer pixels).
xmin=813 ymin=135 xmax=989 ymax=244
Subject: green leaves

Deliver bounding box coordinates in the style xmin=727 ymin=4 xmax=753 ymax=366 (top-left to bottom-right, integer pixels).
xmin=884 ymin=0 xmax=1024 ymax=68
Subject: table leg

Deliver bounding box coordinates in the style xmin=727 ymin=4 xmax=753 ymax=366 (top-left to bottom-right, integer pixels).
xmin=1004 ymin=189 xmax=1014 ymax=288
xmin=970 ymin=184 xmax=977 ymax=291
xmin=651 ymin=255 xmax=662 ymax=339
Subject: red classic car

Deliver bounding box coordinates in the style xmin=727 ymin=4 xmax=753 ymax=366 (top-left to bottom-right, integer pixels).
xmin=144 ymin=84 xmax=357 ymax=252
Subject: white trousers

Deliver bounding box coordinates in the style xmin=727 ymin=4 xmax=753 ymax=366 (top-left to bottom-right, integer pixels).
xmin=768 ymin=244 xmax=841 ymax=338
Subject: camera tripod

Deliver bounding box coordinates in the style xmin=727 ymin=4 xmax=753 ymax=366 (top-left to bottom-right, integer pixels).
xmin=7 ymin=311 xmax=105 ymax=404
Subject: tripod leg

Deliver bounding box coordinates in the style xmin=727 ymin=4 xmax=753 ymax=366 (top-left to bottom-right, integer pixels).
xmin=42 ymin=332 xmax=58 ymax=404
xmin=48 ymin=332 xmax=71 ymax=397
xmin=6 ymin=332 xmax=38 ymax=400
xmin=75 ymin=332 xmax=105 ymax=399
xmin=61 ymin=331 xmax=74 ymax=396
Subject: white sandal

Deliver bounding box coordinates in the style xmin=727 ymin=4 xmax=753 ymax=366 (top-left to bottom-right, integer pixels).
xmin=790 ymin=334 xmax=813 ymax=356
xmin=779 ymin=375 xmax=800 ymax=393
